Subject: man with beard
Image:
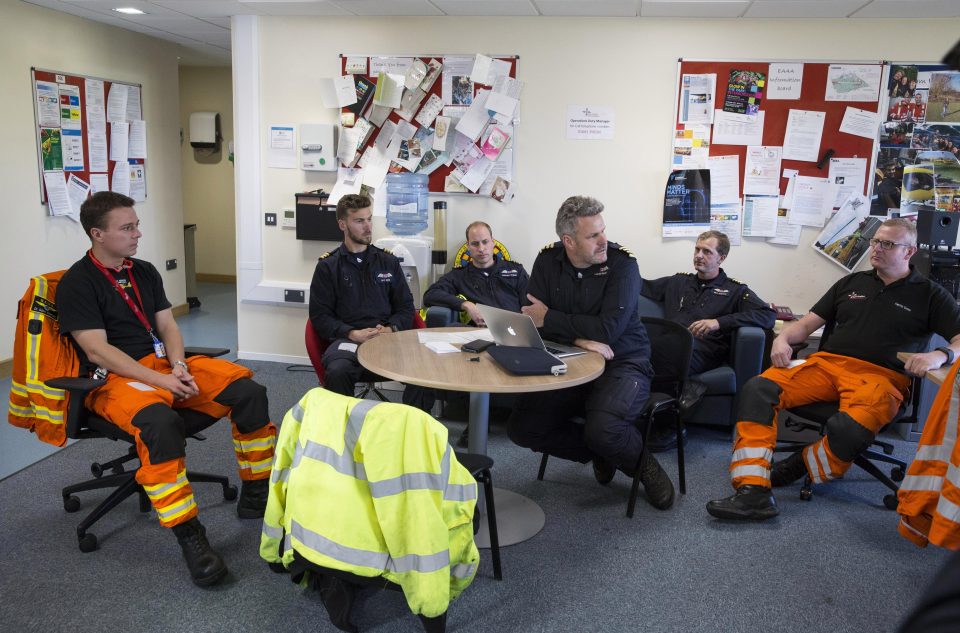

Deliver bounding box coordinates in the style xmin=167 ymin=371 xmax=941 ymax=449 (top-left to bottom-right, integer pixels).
xmin=309 ymin=194 xmax=415 ymax=397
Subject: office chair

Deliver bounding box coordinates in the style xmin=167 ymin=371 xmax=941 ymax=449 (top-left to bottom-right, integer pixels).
xmin=637 ymin=294 xmax=767 ymax=429
xmin=304 ymin=313 xmax=426 ymax=401
xmin=46 ymin=347 xmax=237 ymax=553
xmin=537 ymin=317 xmax=693 ymax=518
xmin=773 ymin=325 xmax=922 ymax=509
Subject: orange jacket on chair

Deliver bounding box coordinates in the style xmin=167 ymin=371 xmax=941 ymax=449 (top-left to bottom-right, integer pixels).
xmin=8 ymin=271 xmax=79 ymax=446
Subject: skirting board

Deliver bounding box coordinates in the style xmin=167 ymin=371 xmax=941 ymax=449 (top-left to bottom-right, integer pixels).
xmin=0 ymin=357 xmax=10 ymax=379
xmin=197 ymin=273 xmax=237 ymax=284
xmin=172 ymin=303 xmax=189 ymax=317
xmin=238 ymin=351 xmax=309 ymax=365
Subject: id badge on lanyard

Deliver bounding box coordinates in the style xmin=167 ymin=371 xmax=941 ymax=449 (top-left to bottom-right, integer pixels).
xmin=151 ymin=332 xmax=166 ymax=359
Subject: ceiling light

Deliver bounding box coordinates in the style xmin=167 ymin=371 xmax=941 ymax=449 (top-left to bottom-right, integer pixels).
xmin=113 ymin=7 xmax=146 ymax=15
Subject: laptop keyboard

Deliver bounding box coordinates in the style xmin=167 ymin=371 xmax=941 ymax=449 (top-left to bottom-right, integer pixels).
xmin=545 ymin=346 xmax=564 ymax=355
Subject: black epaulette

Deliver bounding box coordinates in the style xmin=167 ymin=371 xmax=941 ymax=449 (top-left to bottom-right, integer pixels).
xmin=540 ymin=242 xmax=559 ymax=252
xmin=318 ymin=252 xmax=332 ymax=260
xmin=617 ymin=245 xmax=636 ymax=259
xmin=728 ymin=277 xmax=746 ymax=286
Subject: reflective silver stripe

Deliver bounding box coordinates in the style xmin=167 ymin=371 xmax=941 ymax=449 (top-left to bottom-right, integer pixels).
xmin=817 ymin=442 xmax=835 ymax=481
xmin=291 ymin=402 xmax=305 ymax=423
xmin=450 ymin=562 xmax=476 ymax=579
xmin=283 ymin=533 xmax=291 ymax=556
xmin=915 ymin=444 xmax=953 ymax=463
xmin=935 ymin=494 xmax=960 ymax=524
xmin=444 ymin=483 xmax=477 ymax=502
xmin=345 ymin=399 xmax=379 ymax=453
xmin=732 ymin=447 xmax=772 ymax=463
xmin=144 ymin=473 xmax=189 ymax=499
xmin=234 ymin=436 xmax=277 ymax=452
xmin=291 ymin=519 xmax=451 ymax=574
xmin=805 ymin=446 xmax=824 ymax=484
xmin=899 ymin=475 xmax=944 ymax=492
xmin=293 ymin=439 xmax=367 ymax=479
xmin=899 ymin=517 xmax=927 ymax=539
xmin=730 ymin=465 xmax=769 ymax=480
xmin=262 ymin=523 xmax=283 ymax=539
xmin=369 ymin=472 xmax=446 ymax=498
xmin=272 ymin=467 xmax=290 ymax=484
xmin=157 ymin=495 xmax=196 ymax=520
xmin=947 ymin=463 xmax=960 ymax=490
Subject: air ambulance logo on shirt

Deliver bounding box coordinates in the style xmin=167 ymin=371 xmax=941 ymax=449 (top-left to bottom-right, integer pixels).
xmin=712 ymin=288 xmax=730 ymax=295
xmin=116 ymin=277 xmax=131 ymax=290
xmin=594 ymin=266 xmax=609 ymax=277
xmin=500 ymin=268 xmax=519 ymax=278
xmin=848 ymin=291 xmax=867 ymax=301
xmin=375 ymin=272 xmax=393 ymax=283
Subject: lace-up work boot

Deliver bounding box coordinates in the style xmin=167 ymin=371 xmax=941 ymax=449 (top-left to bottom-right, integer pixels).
xmin=706 ymin=485 xmax=779 ymax=520
xmin=771 ymin=451 xmax=808 ymax=488
xmin=172 ymin=518 xmax=227 ymax=587
xmin=638 ymin=449 xmax=675 ymax=510
xmin=237 ymin=478 xmax=269 ymax=519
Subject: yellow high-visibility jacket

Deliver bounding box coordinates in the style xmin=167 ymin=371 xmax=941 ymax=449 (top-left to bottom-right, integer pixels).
xmin=260 ymin=388 xmax=479 ymax=617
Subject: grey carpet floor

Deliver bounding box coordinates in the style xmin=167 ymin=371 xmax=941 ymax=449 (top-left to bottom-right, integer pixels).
xmin=0 ymin=359 xmax=950 ymax=633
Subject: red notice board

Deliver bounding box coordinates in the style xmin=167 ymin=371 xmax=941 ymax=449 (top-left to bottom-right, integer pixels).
xmin=674 ymin=59 xmax=883 ymax=198
xmin=32 ymin=67 xmax=145 ymax=206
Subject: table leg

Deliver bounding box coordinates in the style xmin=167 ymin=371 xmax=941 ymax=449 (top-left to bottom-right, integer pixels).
xmin=467 ymin=392 xmax=490 ymax=455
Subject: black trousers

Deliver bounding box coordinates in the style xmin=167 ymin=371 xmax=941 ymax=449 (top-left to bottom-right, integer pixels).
xmin=507 ymin=355 xmax=653 ymax=472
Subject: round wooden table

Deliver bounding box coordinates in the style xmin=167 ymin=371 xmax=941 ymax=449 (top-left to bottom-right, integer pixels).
xmin=359 ymin=327 xmax=604 ymax=545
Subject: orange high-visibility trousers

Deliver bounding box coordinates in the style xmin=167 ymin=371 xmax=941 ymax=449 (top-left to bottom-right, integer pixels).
xmin=85 ymin=355 xmax=277 ymax=527
xmin=730 ymin=352 xmax=909 ymax=489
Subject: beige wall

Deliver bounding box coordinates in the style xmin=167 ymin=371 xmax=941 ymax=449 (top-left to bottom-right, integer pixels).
xmin=0 ymin=1 xmax=185 ymax=361
xmin=235 ymin=15 xmax=960 ymax=362
xmin=179 ymin=66 xmax=236 ymax=277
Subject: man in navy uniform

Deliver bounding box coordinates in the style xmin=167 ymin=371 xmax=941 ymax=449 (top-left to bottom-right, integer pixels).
xmin=309 ymin=193 xmax=415 ymax=397
xmin=507 ymin=195 xmax=675 ymax=510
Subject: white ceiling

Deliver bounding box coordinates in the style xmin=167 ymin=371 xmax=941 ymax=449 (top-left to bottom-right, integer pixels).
xmin=19 ymin=0 xmax=960 ymax=66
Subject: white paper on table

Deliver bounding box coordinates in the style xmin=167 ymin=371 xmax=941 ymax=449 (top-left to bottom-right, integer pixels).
xmin=128 ymin=120 xmax=147 ymax=159
xmin=61 ymin=129 xmax=84 ymax=171
xmin=43 ymin=171 xmax=71 ymax=216
xmin=267 ymin=124 xmax=297 ymax=169
xmin=344 ymin=57 xmax=367 ymax=75
xmin=441 ymin=56 xmax=475 ymax=105
xmin=678 ymin=73 xmax=716 ymax=124
xmin=129 ymin=163 xmax=146 ymax=202
xmin=111 ymin=162 xmax=130 ymax=196
xmin=743 ymin=146 xmax=782 ymax=196
xmin=318 ymin=78 xmax=339 ymax=108
xmin=781 ymin=169 xmax=799 ymax=209
xmin=89 ymin=173 xmax=109 ymax=194
xmin=66 ymin=174 xmax=91 ymax=216
xmin=710 ymin=201 xmax=743 ymax=246
xmin=58 ymin=84 xmax=81 ymax=130
xmin=107 ymin=83 xmax=127 ymax=123
xmin=328 ymin=167 xmax=362 ymax=205
xmin=707 ymin=154 xmax=740 ymax=205
xmin=333 ymin=75 xmax=357 ymax=108
xmin=425 ymin=341 xmax=460 ymax=354
xmin=828 ymin=157 xmax=867 ymax=207
xmin=110 ymin=122 xmax=129 ymax=162
xmin=767 ymin=205 xmax=803 ymax=245
xmin=789 ymin=176 xmax=835 ymax=227
xmin=839 ymin=107 xmax=881 ymax=139
xmin=415 ymin=94 xmax=444 ymax=128
xmin=35 ymin=81 xmax=60 ymax=128
xmin=767 ymin=63 xmax=804 ymax=100
xmin=712 ymin=109 xmax=764 ymax=146
xmin=742 ymin=194 xmax=779 ymax=237
xmin=824 ymin=64 xmax=882 ymax=102
xmin=486 ymin=92 xmax=518 ymax=119
xmin=455 ymin=90 xmax=491 ymax=142
xmin=418 ymin=329 xmax=492 ymax=345
xmin=782 ymin=109 xmax=825 ymax=162
xmin=458 ymin=156 xmax=495 ymax=192
xmin=373 ymin=73 xmax=404 ymax=109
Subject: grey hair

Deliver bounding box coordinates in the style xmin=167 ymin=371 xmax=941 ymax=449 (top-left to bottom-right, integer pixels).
xmin=880 ymin=217 xmax=917 ymax=246
xmin=555 ymin=196 xmax=604 ymax=239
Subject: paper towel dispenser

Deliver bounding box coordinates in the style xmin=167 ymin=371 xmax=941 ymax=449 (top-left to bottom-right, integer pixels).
xmin=189 ymin=112 xmax=221 ymax=150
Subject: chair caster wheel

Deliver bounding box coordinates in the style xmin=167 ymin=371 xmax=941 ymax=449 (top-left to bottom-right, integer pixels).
xmin=63 ymin=495 xmax=81 ymax=513
xmin=891 ymin=467 xmax=904 ymax=482
xmin=91 ymin=463 xmax=104 ymax=478
xmin=800 ymin=488 xmax=813 ymax=501
xmin=224 ymin=485 xmax=238 ymax=501
xmin=884 ymin=494 xmax=899 ymax=511
xmin=78 ymin=533 xmax=98 ymax=553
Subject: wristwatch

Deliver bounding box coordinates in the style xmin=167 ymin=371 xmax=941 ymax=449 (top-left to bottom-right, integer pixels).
xmin=936 ymin=346 xmax=955 ymax=366
xmin=174 ymin=360 xmax=189 ymax=371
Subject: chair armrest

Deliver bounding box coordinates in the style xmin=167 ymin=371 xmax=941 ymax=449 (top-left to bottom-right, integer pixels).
xmin=185 ymin=347 xmax=229 ymax=358
xmin=425 ymin=306 xmax=458 ymax=328
xmin=45 ymin=376 xmax=101 ymax=394
xmin=636 ymin=295 xmax=665 ymax=319
xmin=730 ymin=326 xmax=766 ymax=386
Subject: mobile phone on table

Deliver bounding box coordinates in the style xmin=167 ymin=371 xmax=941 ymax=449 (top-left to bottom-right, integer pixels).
xmin=462 ymin=339 xmax=495 ymax=353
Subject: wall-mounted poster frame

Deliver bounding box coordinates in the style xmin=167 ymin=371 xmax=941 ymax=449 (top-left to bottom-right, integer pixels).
xmin=31 ymin=67 xmax=146 ymax=212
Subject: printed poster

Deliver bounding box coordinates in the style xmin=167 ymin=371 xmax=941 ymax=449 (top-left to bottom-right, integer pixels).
xmin=662 ymin=169 xmax=711 ymax=237
xmin=825 ymin=64 xmax=882 ymax=102
xmin=723 ymin=70 xmax=765 ymax=116
xmin=40 ymin=128 xmax=63 ymax=171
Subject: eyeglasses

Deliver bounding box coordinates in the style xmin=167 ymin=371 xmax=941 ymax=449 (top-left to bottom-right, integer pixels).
xmin=869 ymin=238 xmax=913 ymax=251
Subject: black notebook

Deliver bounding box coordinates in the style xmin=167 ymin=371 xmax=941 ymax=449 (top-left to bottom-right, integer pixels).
xmin=487 ymin=346 xmax=567 ymax=376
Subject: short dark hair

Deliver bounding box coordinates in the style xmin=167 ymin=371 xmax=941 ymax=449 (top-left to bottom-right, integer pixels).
xmin=697 ymin=230 xmax=730 ymax=258
xmin=555 ymin=196 xmax=603 ymax=238
xmin=80 ymin=191 xmax=135 ymax=238
xmin=336 ymin=193 xmax=372 ymax=221
xmin=465 ymin=221 xmax=492 ymax=242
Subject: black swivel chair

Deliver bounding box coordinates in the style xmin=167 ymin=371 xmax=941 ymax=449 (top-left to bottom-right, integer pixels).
xmin=537 ymin=317 xmax=694 ymax=517
xmin=774 ymin=327 xmax=921 ymax=509
xmin=46 ymin=347 xmax=238 ymax=553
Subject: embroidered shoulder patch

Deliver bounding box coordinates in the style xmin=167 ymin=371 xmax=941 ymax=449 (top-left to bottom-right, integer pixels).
xmin=318 ymin=252 xmax=332 ymax=260
xmin=618 ymin=246 xmax=636 ymax=259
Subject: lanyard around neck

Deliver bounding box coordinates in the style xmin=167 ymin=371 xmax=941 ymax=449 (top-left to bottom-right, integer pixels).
xmin=88 ymin=250 xmax=153 ymax=334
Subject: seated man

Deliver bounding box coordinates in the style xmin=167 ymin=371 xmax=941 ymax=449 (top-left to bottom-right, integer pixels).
xmin=57 ymin=192 xmax=277 ymax=587
xmin=706 ymin=218 xmax=960 ymax=521
xmin=308 ymin=193 xmax=415 ymax=398
xmin=642 ymin=230 xmax=775 ymax=449
xmin=507 ymin=195 xmax=674 ymax=510
xmin=423 ymin=220 xmax=528 ymax=325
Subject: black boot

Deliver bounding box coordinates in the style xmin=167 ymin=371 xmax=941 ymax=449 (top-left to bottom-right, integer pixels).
xmin=314 ymin=573 xmax=359 ymax=633
xmin=592 ymin=456 xmax=616 ymax=485
xmin=172 ymin=517 xmax=228 ymax=587
xmin=771 ymin=451 xmax=808 ymax=488
xmin=646 ymin=422 xmax=688 ymax=453
xmin=638 ymin=449 xmax=675 ymax=510
xmin=706 ymin=485 xmax=779 ymax=520
xmin=237 ymin=478 xmax=269 ymax=519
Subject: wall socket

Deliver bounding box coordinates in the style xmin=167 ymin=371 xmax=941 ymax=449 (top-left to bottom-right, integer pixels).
xmin=284 ymin=289 xmax=305 ymax=303
xmin=165 ymin=259 xmax=177 ymax=270
xmin=264 ymin=212 xmax=277 ymax=226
